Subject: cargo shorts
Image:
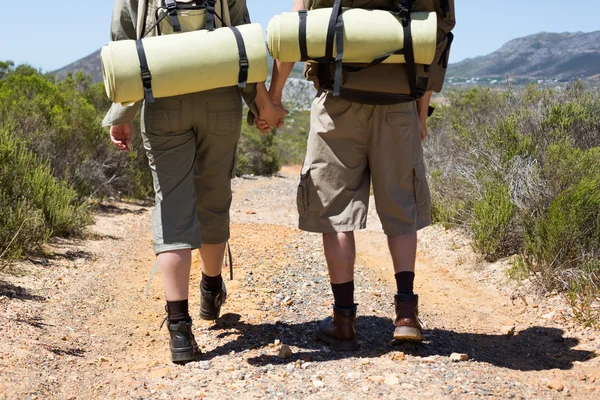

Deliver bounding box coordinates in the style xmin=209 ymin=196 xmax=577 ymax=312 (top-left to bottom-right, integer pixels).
xmin=141 ymin=87 xmax=242 ymax=254
xmin=298 ymin=91 xmax=432 ymax=236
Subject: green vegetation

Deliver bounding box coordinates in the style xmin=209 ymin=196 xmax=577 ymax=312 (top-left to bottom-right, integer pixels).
xmin=427 ymin=81 xmax=600 ymax=324
xmin=0 ymin=62 xmax=284 ymax=263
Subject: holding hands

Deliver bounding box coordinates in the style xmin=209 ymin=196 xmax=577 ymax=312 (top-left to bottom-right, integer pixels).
xmin=254 ymin=82 xmax=288 ymax=134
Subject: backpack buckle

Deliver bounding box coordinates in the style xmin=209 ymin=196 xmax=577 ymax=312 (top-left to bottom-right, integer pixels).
xmin=165 ymin=0 xmax=177 ymax=12
xmin=141 ymin=70 xmax=152 ymax=83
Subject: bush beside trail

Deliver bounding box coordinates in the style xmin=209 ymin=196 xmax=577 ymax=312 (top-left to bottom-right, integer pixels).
xmin=426 ymin=81 xmax=600 ymax=324
xmin=0 ymin=62 xmax=283 ymax=263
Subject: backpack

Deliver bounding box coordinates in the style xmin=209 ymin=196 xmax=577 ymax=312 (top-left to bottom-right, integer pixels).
xmin=139 ymin=0 xmax=232 ymax=38
xmin=303 ymin=0 xmax=455 ymax=104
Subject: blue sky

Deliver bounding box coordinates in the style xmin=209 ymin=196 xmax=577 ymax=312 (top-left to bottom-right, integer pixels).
xmin=1 ymin=0 xmax=598 ymax=72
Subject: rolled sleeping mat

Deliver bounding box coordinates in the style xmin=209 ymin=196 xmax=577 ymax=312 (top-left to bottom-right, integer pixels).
xmin=267 ymin=9 xmax=437 ymax=65
xmin=102 ymin=23 xmax=268 ymax=105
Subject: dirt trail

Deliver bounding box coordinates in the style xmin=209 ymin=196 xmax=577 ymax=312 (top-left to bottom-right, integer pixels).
xmin=1 ymin=170 xmax=599 ymax=399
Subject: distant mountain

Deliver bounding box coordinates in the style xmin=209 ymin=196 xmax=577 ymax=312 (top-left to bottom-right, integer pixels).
xmin=448 ymin=31 xmax=600 ymax=82
xmin=52 ymin=48 xmax=304 ymax=83
xmin=53 ymin=49 xmax=103 ymax=82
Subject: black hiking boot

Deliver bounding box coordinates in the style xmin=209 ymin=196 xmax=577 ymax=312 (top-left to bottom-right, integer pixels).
xmin=167 ymin=319 xmax=200 ymax=364
xmin=200 ymin=281 xmax=227 ymax=321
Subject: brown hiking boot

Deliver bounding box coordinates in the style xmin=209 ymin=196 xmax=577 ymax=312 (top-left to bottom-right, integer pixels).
xmin=393 ymin=294 xmax=423 ymax=342
xmin=316 ymin=304 xmax=359 ymax=351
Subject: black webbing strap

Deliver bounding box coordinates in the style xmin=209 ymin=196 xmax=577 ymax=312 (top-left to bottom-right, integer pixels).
xmin=135 ymin=40 xmax=155 ymax=104
xmin=165 ymin=0 xmax=181 ymax=32
xmin=329 ymin=0 xmax=344 ymax=96
xmin=324 ymin=0 xmax=342 ymax=63
xmin=333 ymin=17 xmax=345 ymax=96
xmin=226 ymin=241 xmax=233 ymax=280
xmin=298 ymin=10 xmax=309 ymax=61
xmin=230 ymin=26 xmax=249 ymax=88
xmin=142 ymin=10 xmax=170 ymax=38
xmin=398 ymin=0 xmax=418 ymax=99
xmin=206 ymin=0 xmax=217 ymax=31
xmin=343 ymin=48 xmax=405 ymax=73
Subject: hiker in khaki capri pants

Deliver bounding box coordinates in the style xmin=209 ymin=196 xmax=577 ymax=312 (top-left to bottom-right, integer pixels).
xmin=105 ymin=0 xmax=287 ymax=363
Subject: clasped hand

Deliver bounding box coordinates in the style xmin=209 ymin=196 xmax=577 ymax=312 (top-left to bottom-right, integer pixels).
xmin=256 ymin=101 xmax=288 ymax=134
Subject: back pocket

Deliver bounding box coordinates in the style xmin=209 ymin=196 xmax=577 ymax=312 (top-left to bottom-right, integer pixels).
xmin=208 ymin=102 xmax=238 ymax=136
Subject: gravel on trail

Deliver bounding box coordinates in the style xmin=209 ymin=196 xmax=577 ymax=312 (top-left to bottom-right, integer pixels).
xmin=0 ymin=171 xmax=598 ymax=399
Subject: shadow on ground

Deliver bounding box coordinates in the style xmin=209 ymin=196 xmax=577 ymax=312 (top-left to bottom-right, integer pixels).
xmin=95 ymin=203 xmax=149 ymax=216
xmin=0 ymin=280 xmax=46 ymax=301
xmin=200 ymin=313 xmax=596 ymax=371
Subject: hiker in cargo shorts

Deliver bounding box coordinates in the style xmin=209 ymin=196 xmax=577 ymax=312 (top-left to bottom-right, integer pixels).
xmin=105 ymin=0 xmax=287 ymax=363
xmin=264 ymin=0 xmax=455 ymax=350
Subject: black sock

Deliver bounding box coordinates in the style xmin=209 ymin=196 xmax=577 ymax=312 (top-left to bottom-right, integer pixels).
xmin=166 ymin=300 xmax=190 ymax=324
xmin=331 ymin=281 xmax=355 ymax=308
xmin=201 ymin=272 xmax=223 ymax=292
xmin=395 ymin=271 xmax=415 ymax=295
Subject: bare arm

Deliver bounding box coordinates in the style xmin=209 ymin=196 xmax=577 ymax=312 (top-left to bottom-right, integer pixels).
xmin=269 ymin=0 xmax=306 ymax=105
xmin=416 ymin=91 xmax=433 ymax=141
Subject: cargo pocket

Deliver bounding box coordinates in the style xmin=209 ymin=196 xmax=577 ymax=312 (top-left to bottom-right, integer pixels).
xmin=297 ymin=168 xmax=310 ymax=216
xmin=413 ymin=162 xmax=432 ymax=224
xmin=208 ymin=102 xmax=238 ymax=136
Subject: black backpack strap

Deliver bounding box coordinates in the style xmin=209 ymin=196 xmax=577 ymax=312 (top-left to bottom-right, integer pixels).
xmin=230 ymin=26 xmax=249 ymax=88
xmin=327 ymin=0 xmax=344 ymax=96
xmin=333 ymin=14 xmax=345 ymax=96
xmin=298 ymin=10 xmax=309 ymax=61
xmin=343 ymin=48 xmax=405 ymax=73
xmin=206 ymin=0 xmax=217 ymax=31
xmin=397 ymin=0 xmax=418 ymax=99
xmin=324 ymin=0 xmax=342 ymax=64
xmin=135 ymin=39 xmax=155 ymax=104
xmin=164 ymin=0 xmax=182 ymax=32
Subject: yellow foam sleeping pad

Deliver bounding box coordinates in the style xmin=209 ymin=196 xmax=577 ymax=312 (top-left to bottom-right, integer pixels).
xmin=267 ymin=9 xmax=437 ymax=64
xmin=102 ymin=23 xmax=268 ymax=105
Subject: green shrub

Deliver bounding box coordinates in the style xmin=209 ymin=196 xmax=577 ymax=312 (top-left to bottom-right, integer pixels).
xmin=236 ymin=124 xmax=280 ymax=176
xmin=523 ymin=177 xmax=600 ymax=285
xmin=426 ymin=82 xmax=600 ymax=324
xmin=471 ymin=182 xmax=516 ymax=259
xmin=275 ymin=110 xmax=310 ymax=165
xmin=0 ymin=127 xmax=91 ymax=262
xmin=0 ymin=62 xmax=154 ymax=200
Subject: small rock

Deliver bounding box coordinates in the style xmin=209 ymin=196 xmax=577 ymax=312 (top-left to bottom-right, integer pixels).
xmin=197 ymin=361 xmax=211 ymax=370
xmin=301 ymin=362 xmax=312 ymax=369
xmin=391 ymin=352 xmax=406 ymax=361
xmin=450 ymin=353 xmax=469 ymax=362
xmin=273 ymin=339 xmax=281 ymax=346
xmin=578 ymin=375 xmax=587 ymax=381
xmin=313 ymin=380 xmax=325 ymax=388
xmin=245 ymin=210 xmax=256 ymax=215
xmin=148 ymin=368 xmax=170 ymax=379
xmin=98 ymin=356 xmax=110 ymax=363
xmin=368 ymin=376 xmax=385 ymax=383
xmin=75 ymin=258 xmax=86 ymax=266
xmin=541 ymin=312 xmax=555 ymax=320
xmin=279 ymin=345 xmax=293 ymax=359
xmin=547 ymin=380 xmax=564 ymax=391
xmin=384 ymin=377 xmax=400 ymax=386
xmin=501 ymin=326 xmax=516 ymax=336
